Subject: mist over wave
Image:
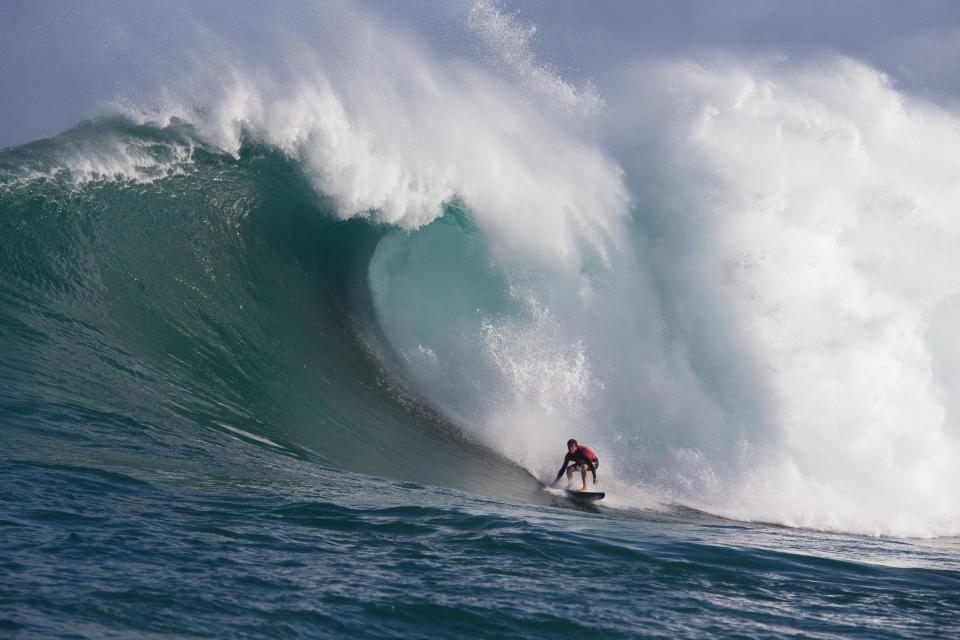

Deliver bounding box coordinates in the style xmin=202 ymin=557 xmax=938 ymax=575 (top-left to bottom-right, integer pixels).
xmin=5 ymin=0 xmax=960 ymax=537
xmin=604 ymin=56 xmax=960 ymax=536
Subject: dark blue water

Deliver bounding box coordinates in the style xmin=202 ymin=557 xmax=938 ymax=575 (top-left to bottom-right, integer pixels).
xmin=5 ymin=435 xmax=959 ymax=639
xmin=2 ymin=121 xmax=959 ymax=639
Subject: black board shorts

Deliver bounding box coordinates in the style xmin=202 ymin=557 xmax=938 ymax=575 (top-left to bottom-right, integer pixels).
xmin=572 ymin=458 xmax=599 ymax=472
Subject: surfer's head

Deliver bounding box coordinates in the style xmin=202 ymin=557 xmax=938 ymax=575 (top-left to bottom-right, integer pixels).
xmin=567 ymin=439 xmax=578 ymax=452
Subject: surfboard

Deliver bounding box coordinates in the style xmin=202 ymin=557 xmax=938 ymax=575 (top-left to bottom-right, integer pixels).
xmin=565 ymin=490 xmax=605 ymax=501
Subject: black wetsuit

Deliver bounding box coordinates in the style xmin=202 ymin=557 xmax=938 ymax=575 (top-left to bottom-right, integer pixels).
xmin=555 ymin=447 xmax=598 ymax=483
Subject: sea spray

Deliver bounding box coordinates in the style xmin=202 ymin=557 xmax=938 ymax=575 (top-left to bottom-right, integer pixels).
xmin=600 ymin=56 xmax=960 ymax=535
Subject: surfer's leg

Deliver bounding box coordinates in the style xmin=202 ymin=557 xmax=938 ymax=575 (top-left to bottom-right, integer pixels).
xmin=579 ymin=466 xmax=588 ymax=491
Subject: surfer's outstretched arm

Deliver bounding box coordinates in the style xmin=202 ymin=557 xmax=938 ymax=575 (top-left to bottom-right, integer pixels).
xmin=554 ymin=453 xmax=573 ymax=482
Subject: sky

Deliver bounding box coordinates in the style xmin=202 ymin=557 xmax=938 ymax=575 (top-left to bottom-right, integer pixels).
xmin=2 ymin=0 xmax=960 ymax=150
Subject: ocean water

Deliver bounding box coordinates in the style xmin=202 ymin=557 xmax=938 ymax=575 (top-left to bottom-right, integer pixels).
xmin=3 ymin=2 xmax=960 ymax=638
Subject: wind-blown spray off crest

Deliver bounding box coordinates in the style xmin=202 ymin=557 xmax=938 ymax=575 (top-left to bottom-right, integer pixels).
xmin=465 ymin=0 xmax=604 ymax=118
xmin=115 ymin=1 xmax=627 ymax=263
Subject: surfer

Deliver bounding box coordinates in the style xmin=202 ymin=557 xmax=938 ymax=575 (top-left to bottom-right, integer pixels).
xmin=554 ymin=439 xmax=599 ymax=492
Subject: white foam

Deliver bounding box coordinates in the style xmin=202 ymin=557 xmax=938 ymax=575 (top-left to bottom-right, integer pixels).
xmin=600 ymin=56 xmax=960 ymax=537
xmin=1 ymin=130 xmax=196 ymax=188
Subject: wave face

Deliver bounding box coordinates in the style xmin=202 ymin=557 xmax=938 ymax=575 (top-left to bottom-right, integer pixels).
xmin=0 ymin=118 xmax=544 ymax=502
xmin=2 ymin=0 xmax=960 ymax=542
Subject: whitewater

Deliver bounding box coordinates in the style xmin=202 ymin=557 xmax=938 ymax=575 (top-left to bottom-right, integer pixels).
xmin=2 ymin=1 xmax=959 ymax=638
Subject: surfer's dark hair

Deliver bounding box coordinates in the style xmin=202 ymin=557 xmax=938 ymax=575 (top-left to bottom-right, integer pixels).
xmin=567 ymin=439 xmax=578 ymax=448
